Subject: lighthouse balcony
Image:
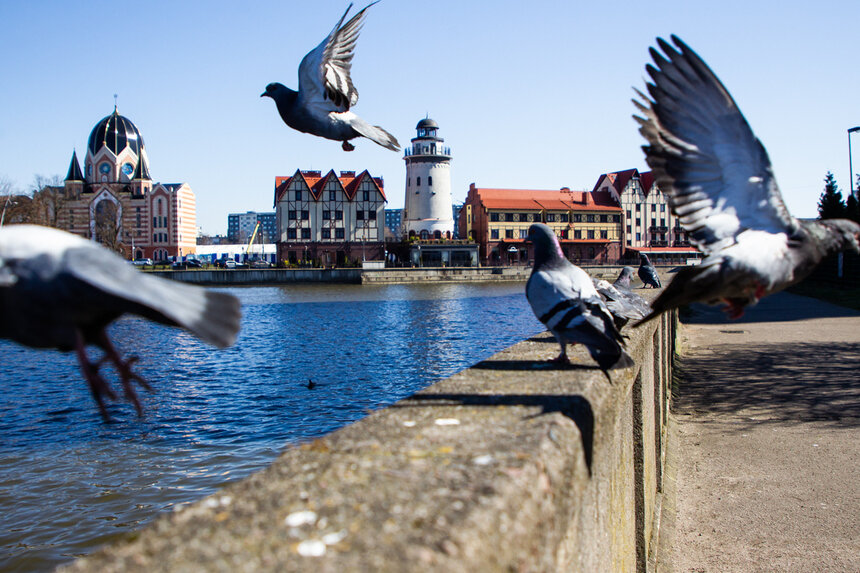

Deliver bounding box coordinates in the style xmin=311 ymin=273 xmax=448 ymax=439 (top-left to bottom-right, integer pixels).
xmin=404 ymin=146 xmax=452 ymax=159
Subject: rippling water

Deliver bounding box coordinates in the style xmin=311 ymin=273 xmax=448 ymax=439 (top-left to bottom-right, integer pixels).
xmin=0 ymin=283 xmax=541 ymax=571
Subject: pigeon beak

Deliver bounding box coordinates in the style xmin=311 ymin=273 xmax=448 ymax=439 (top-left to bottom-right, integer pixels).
xmin=260 ymin=92 xmax=268 ymax=98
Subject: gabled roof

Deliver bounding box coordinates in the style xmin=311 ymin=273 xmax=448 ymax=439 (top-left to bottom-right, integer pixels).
xmin=65 ymin=150 xmax=84 ymax=182
xmin=468 ymin=186 xmax=621 ymax=212
xmin=639 ymin=171 xmax=655 ymax=194
xmin=274 ymin=169 xmax=386 ymax=206
xmin=592 ymin=168 xmax=640 ymax=193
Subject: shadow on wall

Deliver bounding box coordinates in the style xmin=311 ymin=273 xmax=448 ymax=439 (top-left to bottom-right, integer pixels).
xmin=674 ymin=341 xmax=860 ymax=430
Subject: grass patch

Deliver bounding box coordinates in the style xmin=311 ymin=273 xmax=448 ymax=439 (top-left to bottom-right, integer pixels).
xmin=787 ymin=281 xmax=860 ymax=312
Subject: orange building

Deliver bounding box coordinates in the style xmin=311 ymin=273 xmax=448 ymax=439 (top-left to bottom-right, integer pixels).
xmin=459 ymin=184 xmax=623 ymax=265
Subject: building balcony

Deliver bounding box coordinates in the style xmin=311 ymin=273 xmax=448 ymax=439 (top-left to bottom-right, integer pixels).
xmin=648 ymin=225 xmax=669 ymax=233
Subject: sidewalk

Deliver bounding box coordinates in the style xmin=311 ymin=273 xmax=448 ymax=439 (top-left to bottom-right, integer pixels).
xmin=659 ymin=291 xmax=860 ymax=572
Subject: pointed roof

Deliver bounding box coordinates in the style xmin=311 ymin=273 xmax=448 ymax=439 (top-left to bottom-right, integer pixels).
xmin=65 ymin=150 xmax=84 ymax=182
xmin=274 ymin=169 xmax=386 ymax=205
xmin=132 ymin=157 xmax=151 ymax=181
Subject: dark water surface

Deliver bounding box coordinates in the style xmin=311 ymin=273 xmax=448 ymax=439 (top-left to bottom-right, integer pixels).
xmin=0 ymin=283 xmax=541 ymax=571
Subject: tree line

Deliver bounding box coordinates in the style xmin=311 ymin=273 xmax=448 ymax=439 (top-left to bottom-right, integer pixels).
xmin=818 ymin=171 xmax=860 ymax=222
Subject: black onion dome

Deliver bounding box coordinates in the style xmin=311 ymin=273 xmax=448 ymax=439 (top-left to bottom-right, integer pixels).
xmin=416 ymin=117 xmax=439 ymax=130
xmin=87 ymin=108 xmax=145 ymax=156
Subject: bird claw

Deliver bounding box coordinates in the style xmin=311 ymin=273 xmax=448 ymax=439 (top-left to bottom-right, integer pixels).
xmin=549 ymin=354 xmax=571 ymax=365
xmin=342 ymin=141 xmax=355 ymax=151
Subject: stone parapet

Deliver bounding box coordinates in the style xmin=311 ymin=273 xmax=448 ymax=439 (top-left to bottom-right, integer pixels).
xmin=64 ymin=308 xmax=675 ymax=572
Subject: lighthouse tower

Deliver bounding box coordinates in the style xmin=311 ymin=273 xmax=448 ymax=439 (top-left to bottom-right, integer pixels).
xmin=403 ymin=118 xmax=454 ymax=239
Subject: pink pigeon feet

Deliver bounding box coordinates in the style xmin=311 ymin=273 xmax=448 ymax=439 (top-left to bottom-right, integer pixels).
xmin=75 ymin=330 xmax=153 ymax=421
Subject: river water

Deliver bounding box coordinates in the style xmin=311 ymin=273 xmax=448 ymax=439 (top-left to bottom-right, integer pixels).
xmin=0 ymin=283 xmax=542 ymax=571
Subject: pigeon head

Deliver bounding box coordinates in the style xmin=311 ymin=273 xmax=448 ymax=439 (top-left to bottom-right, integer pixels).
xmin=261 ymin=82 xmax=291 ymax=100
xmin=527 ymin=223 xmax=564 ymax=266
xmin=640 ymin=253 xmax=651 ymax=264
xmin=615 ymin=266 xmax=634 ymax=288
xmin=816 ymin=219 xmax=860 ymax=255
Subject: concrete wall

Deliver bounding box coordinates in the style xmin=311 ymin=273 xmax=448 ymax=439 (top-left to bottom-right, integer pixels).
xmin=64 ymin=310 xmax=674 ymax=572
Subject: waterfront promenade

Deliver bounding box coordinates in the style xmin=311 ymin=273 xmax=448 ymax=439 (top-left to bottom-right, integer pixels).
xmin=658 ymin=292 xmax=860 ymax=572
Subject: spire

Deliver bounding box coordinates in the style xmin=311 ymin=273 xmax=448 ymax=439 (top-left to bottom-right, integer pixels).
xmin=65 ymin=150 xmax=84 ymax=182
xmin=132 ymin=157 xmax=151 ymax=181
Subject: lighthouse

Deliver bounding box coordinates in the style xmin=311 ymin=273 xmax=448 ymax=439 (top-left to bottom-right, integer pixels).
xmin=402 ymin=118 xmax=454 ymax=239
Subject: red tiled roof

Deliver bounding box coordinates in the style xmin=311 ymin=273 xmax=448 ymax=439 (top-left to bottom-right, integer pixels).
xmin=274 ymin=168 xmax=386 ymax=205
xmin=592 ymin=168 xmax=639 ymax=193
xmin=471 ymin=187 xmax=621 ymax=212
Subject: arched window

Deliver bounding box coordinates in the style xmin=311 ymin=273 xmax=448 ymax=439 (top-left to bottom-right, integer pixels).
xmin=419 ymin=230 xmax=429 ymax=240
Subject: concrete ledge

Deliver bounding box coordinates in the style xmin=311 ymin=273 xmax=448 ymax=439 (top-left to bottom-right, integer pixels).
xmin=64 ymin=311 xmax=674 ymax=572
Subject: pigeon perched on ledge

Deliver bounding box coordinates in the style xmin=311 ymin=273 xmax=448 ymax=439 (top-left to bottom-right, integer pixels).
xmin=262 ymin=1 xmax=400 ymax=152
xmin=633 ymin=36 xmax=860 ymax=323
xmin=637 ymin=253 xmax=661 ymax=288
xmin=613 ymin=266 xmax=636 ymax=289
xmin=525 ymin=224 xmax=634 ymax=376
xmin=593 ymin=269 xmax=651 ymax=329
xmin=0 ymin=225 xmax=242 ymax=420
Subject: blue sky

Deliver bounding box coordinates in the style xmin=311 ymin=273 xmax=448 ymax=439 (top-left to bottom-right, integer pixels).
xmin=1 ymin=0 xmax=858 ymax=234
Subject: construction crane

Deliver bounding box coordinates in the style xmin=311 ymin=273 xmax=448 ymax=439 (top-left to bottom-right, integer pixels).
xmin=245 ymin=221 xmax=262 ymax=263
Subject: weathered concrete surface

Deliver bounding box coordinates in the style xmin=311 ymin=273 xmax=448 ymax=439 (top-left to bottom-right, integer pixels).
xmin=658 ymin=292 xmax=860 ymax=572
xmin=63 ymin=296 xmax=674 ymax=572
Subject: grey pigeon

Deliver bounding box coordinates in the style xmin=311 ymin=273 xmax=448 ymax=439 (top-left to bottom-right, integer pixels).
xmin=261 ymin=2 xmax=400 ymax=152
xmin=613 ymin=266 xmax=636 ymax=289
xmin=0 ymin=224 xmax=242 ymax=420
xmin=526 ymin=224 xmax=634 ymax=376
xmin=637 ymin=253 xmax=661 ymax=288
xmin=633 ymin=36 xmax=860 ymax=322
xmin=593 ymin=270 xmax=651 ymax=329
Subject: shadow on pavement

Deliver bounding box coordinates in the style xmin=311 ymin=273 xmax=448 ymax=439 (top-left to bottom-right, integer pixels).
xmin=674 ymin=341 xmax=860 ymax=430
xmin=681 ymin=291 xmax=859 ymax=325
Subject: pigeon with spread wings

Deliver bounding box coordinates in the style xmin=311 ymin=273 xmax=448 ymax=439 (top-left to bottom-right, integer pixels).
xmin=633 ymin=36 xmax=859 ymax=323
xmin=262 ymin=2 xmax=399 ymax=152
xmin=0 ymin=225 xmax=241 ymax=420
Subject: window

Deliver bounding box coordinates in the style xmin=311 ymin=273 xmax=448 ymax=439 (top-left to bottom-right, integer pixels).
xmin=357 ymin=210 xmax=365 ymax=221
xmin=587 ymin=230 xmax=595 ymax=239
xmin=636 ymin=232 xmax=641 ymax=241
xmin=651 ymin=204 xmax=657 ymax=211
xmin=491 ymin=229 xmax=499 ymax=239
xmin=301 ymin=210 xmax=309 ymax=220
xmin=600 ymin=215 xmax=608 ymax=223
xmin=635 ymin=218 xmax=641 ymax=227
xmin=519 ymin=229 xmax=528 ymax=239
xmin=288 ymin=210 xmax=297 ymax=220
xmin=521 ymin=213 xmax=530 ymax=222
xmin=600 ymin=230 xmax=608 ymax=239
xmin=573 ymin=214 xmax=582 ymax=222
xmin=505 ymin=229 xmax=514 ymax=239
xmin=546 ymin=213 xmax=556 ymax=222
xmin=586 ymin=215 xmax=595 ymax=223
xmin=505 ymin=213 xmax=514 ymax=222
xmin=636 ymin=204 xmax=641 ymax=212
xmin=301 ymin=228 xmax=311 ymax=239
xmin=287 ymin=229 xmax=297 ymax=239
xmin=368 ymin=210 xmax=376 ymax=220
xmin=335 ymin=210 xmax=343 ymax=220
xmin=323 ymin=210 xmax=331 ymax=220
xmin=627 ymin=225 xmax=632 ymax=234
xmin=322 ymin=228 xmax=331 ymax=239
xmin=560 ymin=214 xmax=569 ymax=223
xmin=490 ymin=213 xmax=500 ymax=222
xmin=417 ymin=177 xmax=421 ymax=186
xmin=363 ymin=190 xmax=370 ymax=201
xmin=626 ymin=210 xmax=632 ymax=219
xmin=574 ymin=230 xmax=582 ymax=239
xmin=330 ymin=190 xmax=337 ymax=201
xmin=660 ymin=219 xmax=666 ymax=227
xmin=613 ymin=215 xmax=621 ymax=222
xmin=660 ymin=204 xmax=666 ymax=212
xmin=561 ymin=229 xmax=569 ymax=239
xmin=296 ymin=190 xmax=302 ymax=201
xmin=152 ymin=216 xmax=157 ymax=228
xmin=428 ymin=176 xmax=433 ymax=186
xmin=335 ymin=228 xmax=345 ymax=239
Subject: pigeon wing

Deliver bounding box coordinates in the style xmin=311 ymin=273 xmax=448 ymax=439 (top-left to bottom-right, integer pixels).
xmin=633 ymin=35 xmax=798 ymax=255
xmin=63 ymin=246 xmax=241 ymax=349
xmin=297 ymin=2 xmax=376 ymax=114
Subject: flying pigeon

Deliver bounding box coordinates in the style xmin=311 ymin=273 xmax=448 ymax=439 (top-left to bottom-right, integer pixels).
xmin=637 ymin=253 xmax=661 ymax=288
xmin=592 ymin=269 xmax=652 ymax=329
xmin=526 ymin=224 xmax=634 ymax=375
xmin=633 ymin=36 xmax=860 ymax=323
xmin=0 ymin=224 xmax=242 ymax=420
xmin=261 ymin=2 xmax=400 ymax=152
xmin=613 ymin=266 xmax=636 ymax=289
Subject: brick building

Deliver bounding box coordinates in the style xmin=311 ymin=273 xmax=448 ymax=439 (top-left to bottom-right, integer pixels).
xmin=459 ymin=184 xmax=623 ymax=265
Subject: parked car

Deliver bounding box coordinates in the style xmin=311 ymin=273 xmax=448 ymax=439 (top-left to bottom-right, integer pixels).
xmin=215 ymin=258 xmax=238 ymax=269
xmin=132 ymin=258 xmax=153 ymax=266
xmin=251 ymin=259 xmax=272 ymax=268
xmin=172 ymin=258 xmax=203 ymax=269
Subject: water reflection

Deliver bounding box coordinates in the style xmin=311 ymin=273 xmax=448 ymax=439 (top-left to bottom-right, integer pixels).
xmin=0 ymin=283 xmax=542 ymax=571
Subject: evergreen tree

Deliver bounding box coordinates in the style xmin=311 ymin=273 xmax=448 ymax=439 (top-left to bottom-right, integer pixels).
xmin=817 ymin=171 xmax=847 ymax=219
xmin=846 ymin=175 xmax=860 ymax=223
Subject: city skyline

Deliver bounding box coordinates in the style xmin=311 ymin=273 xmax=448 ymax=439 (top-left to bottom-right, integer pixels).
xmin=1 ymin=0 xmax=858 ymax=235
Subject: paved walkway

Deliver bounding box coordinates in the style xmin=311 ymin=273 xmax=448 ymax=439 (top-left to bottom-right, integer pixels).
xmin=659 ymin=291 xmax=860 ymax=572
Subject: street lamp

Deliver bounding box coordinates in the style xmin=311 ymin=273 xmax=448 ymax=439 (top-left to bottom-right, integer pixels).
xmin=849 ymin=126 xmax=860 ymax=199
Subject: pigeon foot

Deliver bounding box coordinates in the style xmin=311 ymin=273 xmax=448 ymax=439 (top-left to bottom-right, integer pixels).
xmin=342 ymin=141 xmax=355 ymax=151
xmin=549 ymin=354 xmax=571 ymax=365
xmin=722 ymin=299 xmax=746 ymax=320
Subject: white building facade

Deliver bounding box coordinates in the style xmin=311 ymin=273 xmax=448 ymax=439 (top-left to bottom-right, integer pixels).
xmin=402 ymin=118 xmax=454 ymax=239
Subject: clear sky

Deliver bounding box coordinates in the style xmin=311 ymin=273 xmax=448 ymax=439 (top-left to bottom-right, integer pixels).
xmin=1 ymin=0 xmax=858 ymax=235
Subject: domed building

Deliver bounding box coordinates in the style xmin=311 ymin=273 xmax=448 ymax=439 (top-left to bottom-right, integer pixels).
xmin=57 ymin=106 xmax=197 ymax=260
